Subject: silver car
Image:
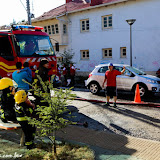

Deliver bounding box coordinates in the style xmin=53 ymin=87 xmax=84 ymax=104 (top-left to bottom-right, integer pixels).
xmin=86 ymin=64 xmax=160 ymax=97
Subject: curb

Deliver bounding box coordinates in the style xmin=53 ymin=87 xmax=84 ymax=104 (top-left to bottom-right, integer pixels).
xmin=74 ymin=97 xmax=160 ymax=108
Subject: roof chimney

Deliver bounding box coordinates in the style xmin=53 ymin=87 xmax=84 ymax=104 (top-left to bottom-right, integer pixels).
xmin=66 ymin=0 xmax=73 ymax=3
xmin=90 ymin=0 xmax=102 ymax=6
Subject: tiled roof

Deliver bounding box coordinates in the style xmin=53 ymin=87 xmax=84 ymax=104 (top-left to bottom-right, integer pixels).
xmin=33 ymin=0 xmax=127 ymax=22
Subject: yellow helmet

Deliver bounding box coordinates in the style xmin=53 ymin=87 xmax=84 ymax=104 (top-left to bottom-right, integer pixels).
xmin=14 ymin=90 xmax=27 ymax=104
xmin=0 ymin=77 xmax=13 ymax=90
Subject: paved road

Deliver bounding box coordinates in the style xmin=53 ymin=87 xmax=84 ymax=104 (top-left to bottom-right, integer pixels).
xmin=66 ymin=88 xmax=160 ymax=142
xmin=71 ymin=87 xmax=160 ymax=103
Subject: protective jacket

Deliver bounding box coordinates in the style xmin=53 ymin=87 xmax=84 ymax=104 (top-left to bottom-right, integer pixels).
xmin=34 ymin=66 xmax=50 ymax=92
xmin=15 ymin=102 xmax=34 ymax=121
xmin=0 ymin=88 xmax=16 ymax=122
xmin=15 ymin=101 xmax=36 ymax=149
xmin=33 ymin=67 xmax=50 ymax=108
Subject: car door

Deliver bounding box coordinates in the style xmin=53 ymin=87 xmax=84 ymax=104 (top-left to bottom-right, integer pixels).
xmin=96 ymin=66 xmax=108 ymax=88
xmin=114 ymin=66 xmax=135 ymax=91
xmin=0 ymin=34 xmax=16 ymax=77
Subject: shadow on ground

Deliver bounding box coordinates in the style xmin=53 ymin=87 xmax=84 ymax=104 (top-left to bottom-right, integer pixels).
xmin=72 ymin=87 xmax=160 ymax=104
xmin=58 ymin=105 xmax=137 ymax=160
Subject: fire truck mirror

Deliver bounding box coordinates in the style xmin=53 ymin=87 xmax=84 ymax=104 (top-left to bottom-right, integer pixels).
xmin=55 ymin=43 xmax=59 ymax=52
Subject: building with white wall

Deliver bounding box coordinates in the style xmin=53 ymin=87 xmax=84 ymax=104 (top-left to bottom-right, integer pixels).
xmin=33 ymin=0 xmax=160 ymax=75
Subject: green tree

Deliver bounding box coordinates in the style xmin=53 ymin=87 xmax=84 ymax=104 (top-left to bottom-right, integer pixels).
xmin=59 ymin=49 xmax=75 ymax=67
xmin=26 ymin=75 xmax=76 ymax=157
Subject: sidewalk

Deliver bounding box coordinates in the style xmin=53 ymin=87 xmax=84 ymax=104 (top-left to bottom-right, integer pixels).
xmin=56 ymin=125 xmax=160 ymax=160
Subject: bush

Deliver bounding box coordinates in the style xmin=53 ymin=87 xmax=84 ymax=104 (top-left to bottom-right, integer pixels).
xmin=22 ymin=142 xmax=95 ymax=160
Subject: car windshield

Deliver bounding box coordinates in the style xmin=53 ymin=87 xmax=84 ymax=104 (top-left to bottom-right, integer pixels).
xmin=15 ymin=35 xmax=55 ymax=57
xmin=127 ymin=66 xmax=146 ymax=75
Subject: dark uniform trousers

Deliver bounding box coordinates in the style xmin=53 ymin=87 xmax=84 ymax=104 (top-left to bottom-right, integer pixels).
xmin=15 ymin=103 xmax=36 ymax=149
xmin=18 ymin=121 xmax=36 ymax=148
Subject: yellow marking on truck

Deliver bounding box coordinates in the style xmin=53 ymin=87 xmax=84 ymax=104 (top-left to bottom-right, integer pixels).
xmin=0 ymin=62 xmax=16 ymax=69
xmin=0 ymin=66 xmax=16 ymax=72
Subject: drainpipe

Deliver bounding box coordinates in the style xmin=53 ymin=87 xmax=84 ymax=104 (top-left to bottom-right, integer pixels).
xmin=56 ymin=13 xmax=71 ymax=24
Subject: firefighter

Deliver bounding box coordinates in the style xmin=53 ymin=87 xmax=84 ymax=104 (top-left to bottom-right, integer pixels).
xmin=14 ymin=90 xmax=36 ymax=149
xmin=33 ymin=58 xmax=50 ymax=107
xmin=34 ymin=58 xmax=50 ymax=89
xmin=0 ymin=77 xmax=17 ymax=123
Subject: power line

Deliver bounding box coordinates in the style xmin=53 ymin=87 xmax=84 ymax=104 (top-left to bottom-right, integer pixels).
xmin=19 ymin=0 xmax=27 ymax=11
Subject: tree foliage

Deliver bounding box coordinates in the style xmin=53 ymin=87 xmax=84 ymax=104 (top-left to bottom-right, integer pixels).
xmin=26 ymin=75 xmax=76 ymax=155
xmin=59 ymin=49 xmax=75 ymax=67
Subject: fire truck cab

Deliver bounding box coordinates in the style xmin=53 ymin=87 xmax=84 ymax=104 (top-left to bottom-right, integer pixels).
xmin=0 ymin=25 xmax=58 ymax=78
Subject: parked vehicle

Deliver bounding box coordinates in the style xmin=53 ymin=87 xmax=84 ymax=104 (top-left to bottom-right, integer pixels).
xmin=0 ymin=25 xmax=59 ymax=78
xmin=156 ymin=68 xmax=160 ymax=78
xmin=85 ymin=64 xmax=160 ymax=97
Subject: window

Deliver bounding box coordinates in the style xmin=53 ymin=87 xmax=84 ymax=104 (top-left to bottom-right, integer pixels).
xmin=102 ymin=48 xmax=112 ymax=58
xmin=51 ymin=25 xmax=55 ymax=34
xmin=47 ymin=26 xmax=51 ymax=35
xmin=123 ymin=69 xmax=132 ymax=76
xmin=45 ymin=24 xmax=58 ymax=35
xmin=80 ymin=19 xmax=89 ymax=32
xmin=55 ymin=24 xmax=59 ymax=34
xmin=15 ymin=35 xmax=55 ymax=57
xmin=98 ymin=66 xmax=108 ymax=73
xmin=114 ymin=66 xmax=123 ymax=72
xmin=63 ymin=24 xmax=67 ymax=34
xmin=120 ymin=47 xmax=126 ymax=58
xmin=57 ymin=57 xmax=63 ymax=62
xmin=0 ymin=36 xmax=13 ymax=58
xmin=81 ymin=50 xmax=89 ymax=59
xmin=44 ymin=26 xmax=47 ymax=33
xmin=102 ymin=15 xmax=112 ymax=29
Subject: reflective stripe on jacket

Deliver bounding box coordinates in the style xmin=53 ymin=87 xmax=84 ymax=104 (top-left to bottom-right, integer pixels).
xmin=15 ymin=102 xmax=33 ymax=121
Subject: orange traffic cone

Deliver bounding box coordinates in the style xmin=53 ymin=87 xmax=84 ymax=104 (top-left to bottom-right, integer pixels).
xmin=134 ymin=84 xmax=141 ymax=103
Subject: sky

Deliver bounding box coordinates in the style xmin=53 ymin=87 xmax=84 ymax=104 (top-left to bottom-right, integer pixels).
xmin=0 ymin=0 xmax=65 ymax=26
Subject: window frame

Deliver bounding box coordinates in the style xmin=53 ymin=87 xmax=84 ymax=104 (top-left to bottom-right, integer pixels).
xmin=80 ymin=50 xmax=89 ymax=60
xmin=80 ymin=19 xmax=90 ymax=32
xmin=120 ymin=47 xmax=127 ymax=58
xmin=98 ymin=66 xmax=108 ymax=73
xmin=51 ymin=25 xmax=55 ymax=34
xmin=57 ymin=57 xmax=63 ymax=62
xmin=102 ymin=48 xmax=112 ymax=58
xmin=0 ymin=36 xmax=13 ymax=58
xmin=63 ymin=24 xmax=67 ymax=34
xmin=44 ymin=26 xmax=47 ymax=33
xmin=47 ymin=25 xmax=51 ymax=35
xmin=102 ymin=15 xmax=112 ymax=29
xmin=55 ymin=24 xmax=59 ymax=34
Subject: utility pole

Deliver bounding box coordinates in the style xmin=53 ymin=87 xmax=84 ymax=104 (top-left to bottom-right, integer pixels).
xmin=26 ymin=0 xmax=31 ymax=25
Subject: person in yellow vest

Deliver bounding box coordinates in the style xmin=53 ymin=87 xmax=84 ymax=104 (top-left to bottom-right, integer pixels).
xmin=0 ymin=78 xmax=17 ymax=123
xmin=33 ymin=58 xmax=50 ymax=107
xmin=14 ymin=90 xmax=36 ymax=149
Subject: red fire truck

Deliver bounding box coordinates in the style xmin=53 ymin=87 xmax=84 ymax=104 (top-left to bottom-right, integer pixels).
xmin=0 ymin=25 xmax=58 ymax=78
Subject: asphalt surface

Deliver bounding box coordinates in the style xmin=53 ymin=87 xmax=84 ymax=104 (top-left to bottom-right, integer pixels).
xmin=56 ymin=94 xmax=160 ymax=160
xmin=71 ymin=87 xmax=160 ymax=104
xmin=61 ymin=88 xmax=160 ymax=142
xmin=0 ymin=86 xmax=160 ymax=160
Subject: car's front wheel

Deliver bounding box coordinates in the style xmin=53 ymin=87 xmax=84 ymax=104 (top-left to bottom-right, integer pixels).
xmin=133 ymin=84 xmax=148 ymax=97
xmin=89 ymin=82 xmax=100 ymax=94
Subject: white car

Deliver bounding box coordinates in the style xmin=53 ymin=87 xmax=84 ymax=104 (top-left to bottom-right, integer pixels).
xmin=85 ymin=64 xmax=160 ymax=97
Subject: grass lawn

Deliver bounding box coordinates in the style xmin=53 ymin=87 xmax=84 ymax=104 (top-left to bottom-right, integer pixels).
xmin=0 ymin=131 xmax=95 ymax=160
